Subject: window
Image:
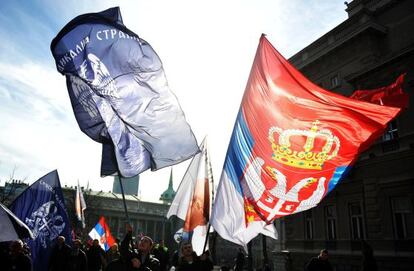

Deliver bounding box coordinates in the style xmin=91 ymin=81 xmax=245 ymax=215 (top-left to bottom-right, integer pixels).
xmin=305 ymin=211 xmax=314 ymax=240
xmin=392 ymin=197 xmax=412 ymax=239
xmin=325 ymin=205 xmax=337 ymax=240
xmin=349 ymin=203 xmax=365 ymax=240
xmin=330 ymin=75 xmax=340 ymax=88
xmin=382 ymin=120 xmax=398 ymax=141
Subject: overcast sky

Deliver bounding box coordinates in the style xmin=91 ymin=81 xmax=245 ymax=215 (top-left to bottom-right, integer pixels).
xmin=0 ymin=0 xmax=348 ymax=202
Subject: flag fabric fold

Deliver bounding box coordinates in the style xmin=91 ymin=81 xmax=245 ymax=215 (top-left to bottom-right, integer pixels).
xmin=350 ymin=73 xmax=408 ymax=108
xmin=88 ymin=216 xmax=115 ymax=251
xmin=211 ymin=34 xmax=406 ymax=247
xmin=167 ymin=137 xmax=212 ymax=255
xmin=50 ymin=7 xmax=199 ymax=177
xmin=75 ymin=181 xmax=87 ymax=228
xmin=10 ymin=170 xmax=72 ymax=271
xmin=0 ymin=202 xmax=34 ymax=242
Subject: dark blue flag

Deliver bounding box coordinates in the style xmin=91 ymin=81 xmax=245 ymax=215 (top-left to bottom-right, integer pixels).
xmin=10 ymin=170 xmax=72 ymax=271
xmin=50 ymin=7 xmax=199 ymax=178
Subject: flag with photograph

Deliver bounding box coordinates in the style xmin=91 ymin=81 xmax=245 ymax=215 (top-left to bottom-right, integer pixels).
xmin=211 ymin=34 xmax=407 ymax=247
xmin=10 ymin=170 xmax=72 ymax=271
xmin=50 ymin=7 xmax=199 ymax=178
xmin=88 ymin=216 xmax=115 ymax=251
xmin=75 ymin=181 xmax=87 ymax=228
xmin=167 ymin=137 xmax=213 ymax=255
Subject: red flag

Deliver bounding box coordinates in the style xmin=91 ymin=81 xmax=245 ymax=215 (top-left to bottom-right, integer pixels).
xmin=241 ymin=35 xmax=406 ymax=222
xmin=350 ymin=74 xmax=408 ymax=108
xmin=211 ymin=35 xmax=407 ymax=246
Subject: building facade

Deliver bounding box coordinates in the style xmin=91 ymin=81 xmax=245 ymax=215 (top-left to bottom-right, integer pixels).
xmin=274 ymin=0 xmax=414 ymax=270
xmin=112 ymin=175 xmax=139 ymax=196
xmin=0 ymin=180 xmax=181 ymax=251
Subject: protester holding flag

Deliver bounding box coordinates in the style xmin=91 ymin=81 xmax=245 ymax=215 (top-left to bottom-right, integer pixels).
xmin=120 ymin=225 xmax=160 ymax=271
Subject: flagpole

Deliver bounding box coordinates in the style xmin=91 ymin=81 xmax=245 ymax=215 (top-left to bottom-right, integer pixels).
xmin=118 ymin=176 xmax=131 ymax=224
xmin=202 ymin=137 xmax=214 ymax=255
xmin=202 ymin=224 xmax=211 ymax=254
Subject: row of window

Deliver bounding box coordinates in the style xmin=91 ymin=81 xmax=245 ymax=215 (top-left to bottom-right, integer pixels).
xmin=304 ymin=197 xmax=413 ymax=240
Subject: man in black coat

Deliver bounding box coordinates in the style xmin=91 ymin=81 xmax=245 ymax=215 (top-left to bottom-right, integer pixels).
xmin=176 ymin=242 xmax=213 ymax=271
xmin=87 ymin=239 xmax=107 ymax=271
xmin=7 ymin=240 xmax=32 ymax=271
xmin=66 ymin=239 xmax=88 ymax=271
xmin=49 ymin=236 xmax=71 ymax=271
xmin=305 ymin=249 xmax=333 ymax=271
xmin=120 ymin=225 xmax=160 ymax=271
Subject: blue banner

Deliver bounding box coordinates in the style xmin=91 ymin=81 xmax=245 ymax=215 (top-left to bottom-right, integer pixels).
xmin=51 ymin=7 xmax=199 ymax=177
xmin=10 ymin=170 xmax=72 ymax=271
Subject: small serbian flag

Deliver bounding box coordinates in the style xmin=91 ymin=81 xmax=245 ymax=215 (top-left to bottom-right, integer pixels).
xmin=88 ymin=216 xmax=115 ymax=251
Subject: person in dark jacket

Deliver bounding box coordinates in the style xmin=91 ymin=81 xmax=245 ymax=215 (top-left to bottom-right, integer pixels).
xmin=66 ymin=239 xmax=88 ymax=271
xmin=106 ymin=243 xmax=121 ymax=265
xmin=361 ymin=240 xmax=377 ymax=271
xmin=305 ymin=249 xmax=333 ymax=271
xmin=233 ymin=248 xmax=245 ymax=271
xmin=7 ymin=239 xmax=32 ymax=271
xmin=87 ymin=239 xmax=107 ymax=271
xmin=49 ymin=235 xmax=71 ymax=271
xmin=152 ymin=240 xmax=170 ymax=271
xmin=176 ymin=242 xmax=213 ymax=271
xmin=120 ymin=225 xmax=160 ymax=271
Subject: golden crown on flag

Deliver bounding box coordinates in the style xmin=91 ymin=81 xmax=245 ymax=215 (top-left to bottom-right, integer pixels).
xmin=268 ymin=120 xmax=340 ymax=170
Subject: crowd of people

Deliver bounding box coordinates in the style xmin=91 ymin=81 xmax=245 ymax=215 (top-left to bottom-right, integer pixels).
xmin=0 ymin=225 xmax=215 ymax=271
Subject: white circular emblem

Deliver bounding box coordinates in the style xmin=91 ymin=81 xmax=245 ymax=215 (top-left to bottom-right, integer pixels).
xmin=25 ymin=201 xmax=66 ymax=248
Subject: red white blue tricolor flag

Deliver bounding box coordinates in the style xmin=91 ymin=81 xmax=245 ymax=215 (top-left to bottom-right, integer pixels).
xmin=211 ymin=35 xmax=407 ymax=246
xmin=89 ymin=216 xmax=115 ymax=251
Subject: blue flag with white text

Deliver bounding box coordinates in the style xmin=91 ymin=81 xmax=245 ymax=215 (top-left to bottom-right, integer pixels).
xmin=50 ymin=7 xmax=199 ymax=177
xmin=10 ymin=170 xmax=72 ymax=271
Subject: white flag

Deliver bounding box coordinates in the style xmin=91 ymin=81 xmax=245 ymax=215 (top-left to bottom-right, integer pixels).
xmin=166 ymin=137 xmax=213 ymax=255
xmin=75 ymin=181 xmax=87 ymax=228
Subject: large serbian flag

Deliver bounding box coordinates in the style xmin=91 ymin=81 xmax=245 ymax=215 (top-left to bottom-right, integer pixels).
xmin=88 ymin=216 xmax=115 ymax=251
xmin=211 ymin=34 xmax=406 ymax=246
